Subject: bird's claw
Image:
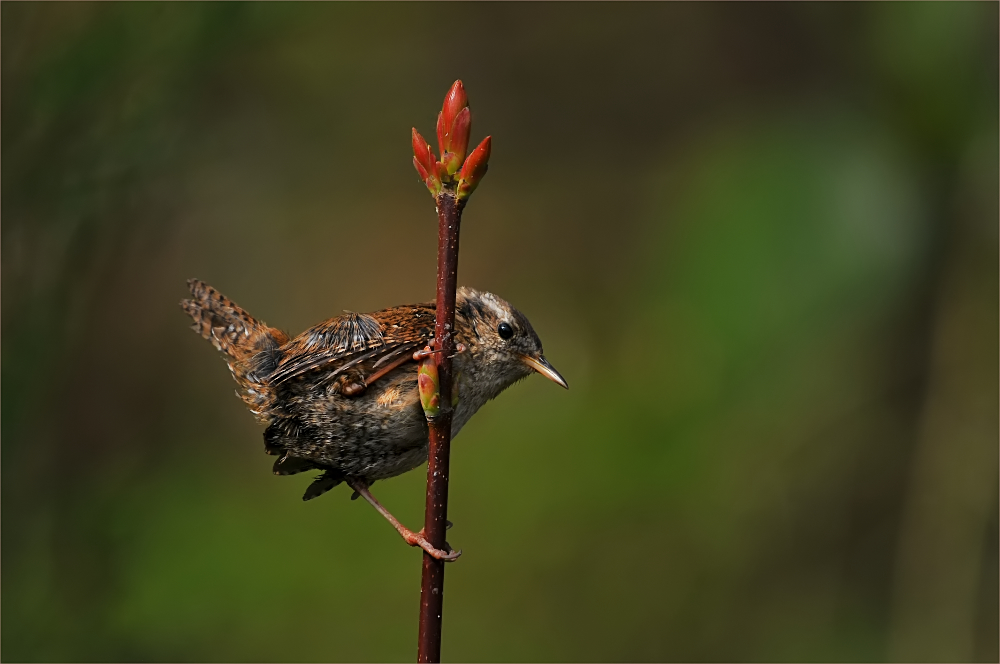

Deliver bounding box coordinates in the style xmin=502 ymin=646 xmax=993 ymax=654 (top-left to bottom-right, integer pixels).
xmin=414 ymin=342 xmax=467 ymax=362
xmin=403 ymin=529 xmax=462 ymax=561
xmin=413 ymin=346 xmax=436 ymax=361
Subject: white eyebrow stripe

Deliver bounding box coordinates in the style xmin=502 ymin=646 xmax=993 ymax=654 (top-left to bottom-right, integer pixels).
xmin=481 ymin=292 xmax=508 ymax=320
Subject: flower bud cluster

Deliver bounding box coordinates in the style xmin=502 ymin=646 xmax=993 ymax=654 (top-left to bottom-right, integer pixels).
xmin=412 ymin=80 xmax=491 ymax=201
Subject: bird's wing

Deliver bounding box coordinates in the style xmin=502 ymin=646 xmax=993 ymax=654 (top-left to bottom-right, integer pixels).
xmin=267 ymin=306 xmax=435 ymax=387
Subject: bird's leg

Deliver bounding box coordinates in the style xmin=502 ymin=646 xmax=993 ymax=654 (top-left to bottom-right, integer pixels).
xmin=345 ymin=478 xmax=461 ymax=561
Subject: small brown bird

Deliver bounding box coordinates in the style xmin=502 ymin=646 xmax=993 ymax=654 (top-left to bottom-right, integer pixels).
xmin=181 ymin=279 xmax=566 ymax=559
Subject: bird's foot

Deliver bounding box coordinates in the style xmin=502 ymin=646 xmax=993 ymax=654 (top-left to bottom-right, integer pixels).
xmin=346 ymin=478 xmax=461 ymax=561
xmin=413 ymin=342 xmax=467 ymax=362
xmin=413 ymin=346 xmax=438 ymax=361
xmin=400 ymin=527 xmax=462 ymax=561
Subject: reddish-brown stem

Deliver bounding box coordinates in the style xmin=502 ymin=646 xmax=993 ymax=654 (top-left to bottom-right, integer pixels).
xmin=417 ymin=190 xmax=464 ymax=663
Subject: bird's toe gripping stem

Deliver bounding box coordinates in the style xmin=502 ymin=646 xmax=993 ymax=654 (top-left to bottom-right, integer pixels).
xmin=402 ymin=529 xmax=462 ymax=561
xmin=412 ymin=342 xmax=466 ymax=362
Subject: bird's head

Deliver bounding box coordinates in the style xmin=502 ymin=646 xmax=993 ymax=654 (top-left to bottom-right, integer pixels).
xmin=455 ymin=287 xmax=568 ymax=392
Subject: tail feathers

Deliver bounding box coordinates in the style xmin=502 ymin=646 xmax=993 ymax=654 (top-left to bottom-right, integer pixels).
xmin=181 ymin=279 xmax=289 ymax=357
xmin=181 ymin=279 xmax=292 ymax=415
xmin=182 ymin=280 xmax=272 ymax=356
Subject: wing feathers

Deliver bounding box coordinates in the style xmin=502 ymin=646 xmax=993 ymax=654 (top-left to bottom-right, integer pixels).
xmin=266 ymin=307 xmax=434 ymax=388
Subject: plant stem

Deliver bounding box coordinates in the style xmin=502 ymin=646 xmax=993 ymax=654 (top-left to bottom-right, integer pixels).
xmin=417 ymin=190 xmax=463 ymax=663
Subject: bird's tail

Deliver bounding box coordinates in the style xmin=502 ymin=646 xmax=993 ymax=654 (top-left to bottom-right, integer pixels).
xmin=181 ymin=279 xmax=290 ymax=415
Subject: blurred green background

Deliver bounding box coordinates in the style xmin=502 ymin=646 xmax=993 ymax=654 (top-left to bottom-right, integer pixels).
xmin=3 ymin=3 xmax=997 ymax=662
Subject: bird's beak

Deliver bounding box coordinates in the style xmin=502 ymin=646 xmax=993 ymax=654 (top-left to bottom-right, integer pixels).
xmin=520 ymin=354 xmax=569 ymax=389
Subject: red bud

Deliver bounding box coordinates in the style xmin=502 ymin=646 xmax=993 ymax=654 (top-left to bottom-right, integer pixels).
xmin=441 ymin=80 xmax=467 ymax=131
xmin=456 ymin=135 xmax=491 ymax=200
xmin=447 ymin=107 xmax=471 ymax=168
xmin=412 ymin=128 xmax=441 ymax=196
xmin=438 ymin=106 xmax=471 ymax=176
xmin=459 ymin=136 xmax=491 ymax=179
xmin=435 ymin=111 xmax=447 ymax=159
xmin=412 ymin=156 xmax=429 ymax=181
xmin=411 ymin=128 xmax=434 ymax=174
xmin=413 ymin=82 xmax=484 ymax=199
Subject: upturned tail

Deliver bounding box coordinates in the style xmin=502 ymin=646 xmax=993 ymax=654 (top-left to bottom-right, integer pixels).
xmin=181 ymin=279 xmax=289 ymax=417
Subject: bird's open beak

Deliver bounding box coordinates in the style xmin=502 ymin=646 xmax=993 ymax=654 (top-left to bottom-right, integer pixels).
xmin=520 ymin=354 xmax=569 ymax=389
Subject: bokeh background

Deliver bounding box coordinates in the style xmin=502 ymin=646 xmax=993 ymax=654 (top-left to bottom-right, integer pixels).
xmin=3 ymin=3 xmax=997 ymax=662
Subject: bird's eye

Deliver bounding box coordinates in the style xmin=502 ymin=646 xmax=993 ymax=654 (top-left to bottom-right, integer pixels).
xmin=497 ymin=321 xmax=514 ymax=340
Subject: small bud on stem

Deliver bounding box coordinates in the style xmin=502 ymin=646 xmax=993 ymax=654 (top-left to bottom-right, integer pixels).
xmin=417 ymin=353 xmax=441 ymax=419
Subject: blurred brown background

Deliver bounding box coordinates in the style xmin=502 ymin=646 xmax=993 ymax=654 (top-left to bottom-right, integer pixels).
xmin=3 ymin=3 xmax=997 ymax=661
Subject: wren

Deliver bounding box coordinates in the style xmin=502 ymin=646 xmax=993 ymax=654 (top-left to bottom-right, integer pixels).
xmin=181 ymin=279 xmax=567 ymax=560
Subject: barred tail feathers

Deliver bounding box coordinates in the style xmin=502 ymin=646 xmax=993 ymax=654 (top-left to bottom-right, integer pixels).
xmin=181 ymin=279 xmax=289 ymax=417
xmin=181 ymin=279 xmax=277 ymax=356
